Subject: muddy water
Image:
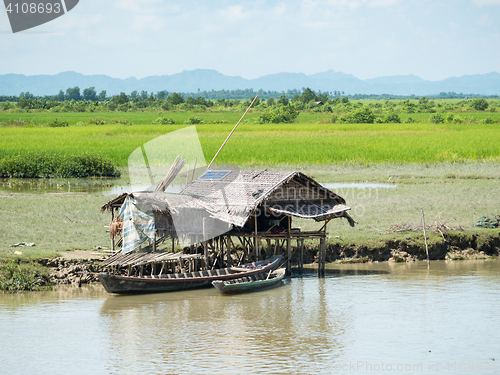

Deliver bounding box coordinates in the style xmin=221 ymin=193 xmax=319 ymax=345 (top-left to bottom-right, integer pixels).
xmin=1 ymin=259 xmax=499 ymax=375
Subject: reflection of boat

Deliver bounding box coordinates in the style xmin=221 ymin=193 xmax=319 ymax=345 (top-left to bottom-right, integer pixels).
xmin=212 ymin=267 xmax=286 ymax=294
xmin=99 ymin=255 xmax=282 ymax=294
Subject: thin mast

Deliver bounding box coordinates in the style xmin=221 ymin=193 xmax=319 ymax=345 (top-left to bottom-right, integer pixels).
xmin=206 ymin=95 xmax=258 ymax=171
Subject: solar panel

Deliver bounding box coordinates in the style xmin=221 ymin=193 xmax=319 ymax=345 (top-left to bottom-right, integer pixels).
xmin=198 ymin=170 xmax=231 ymax=181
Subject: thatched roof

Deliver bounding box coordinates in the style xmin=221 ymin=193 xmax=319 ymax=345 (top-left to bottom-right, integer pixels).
xmin=180 ymin=170 xmax=351 ymax=226
xmin=101 ymin=170 xmax=352 ymax=228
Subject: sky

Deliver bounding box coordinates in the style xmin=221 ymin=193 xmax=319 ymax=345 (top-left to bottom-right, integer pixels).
xmin=0 ymin=0 xmax=499 ymax=81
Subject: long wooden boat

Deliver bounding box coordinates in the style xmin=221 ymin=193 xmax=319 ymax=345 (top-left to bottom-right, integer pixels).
xmin=212 ymin=267 xmax=286 ymax=294
xmin=99 ymin=255 xmax=282 ymax=294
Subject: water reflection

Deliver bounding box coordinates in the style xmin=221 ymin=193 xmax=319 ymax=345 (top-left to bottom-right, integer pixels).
xmin=99 ymin=279 xmax=351 ymax=374
xmin=1 ymin=259 xmax=499 ymax=375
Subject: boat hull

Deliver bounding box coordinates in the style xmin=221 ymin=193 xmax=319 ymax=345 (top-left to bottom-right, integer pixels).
xmin=212 ymin=268 xmax=286 ymax=294
xmin=99 ymin=256 xmax=282 ymax=294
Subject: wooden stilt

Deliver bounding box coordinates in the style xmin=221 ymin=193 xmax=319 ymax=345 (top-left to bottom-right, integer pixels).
xmin=110 ymin=208 xmax=115 ymax=251
xmin=287 ymin=236 xmax=291 ymax=276
xmin=203 ymin=218 xmax=209 ymax=269
xmin=254 ymin=213 xmax=259 ymax=261
xmin=220 ymin=236 xmax=225 ymax=268
xmin=227 ymin=236 xmax=232 ymax=266
xmin=299 ymin=239 xmax=304 ymax=275
xmin=287 ymin=215 xmax=291 ymax=276
xmin=318 ymin=236 xmax=326 ymax=277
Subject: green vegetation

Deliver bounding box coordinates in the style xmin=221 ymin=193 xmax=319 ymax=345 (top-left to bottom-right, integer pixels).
xmin=0 ymin=193 xmax=110 ymax=258
xmin=2 ymin=119 xmax=500 ymax=167
xmin=0 ymin=153 xmax=120 ymax=178
xmin=1 ymin=163 xmax=499 ymax=261
xmin=258 ymin=104 xmax=299 ymax=123
xmin=0 ymin=259 xmax=49 ymax=291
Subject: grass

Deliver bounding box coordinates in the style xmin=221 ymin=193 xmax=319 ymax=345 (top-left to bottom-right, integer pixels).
xmin=0 ymin=193 xmax=110 ymax=258
xmin=1 ymin=120 xmax=500 ymax=167
xmin=289 ymin=163 xmax=500 ymax=244
xmin=1 ymin=110 xmax=499 ymax=261
xmin=1 ymin=163 xmax=499 ymax=260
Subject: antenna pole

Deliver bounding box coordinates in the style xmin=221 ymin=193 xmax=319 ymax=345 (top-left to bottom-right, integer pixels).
xmin=206 ymin=95 xmax=258 ymax=171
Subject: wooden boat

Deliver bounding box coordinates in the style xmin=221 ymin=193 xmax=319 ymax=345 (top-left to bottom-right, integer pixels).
xmin=99 ymin=255 xmax=282 ymax=294
xmin=212 ymin=267 xmax=286 ymax=294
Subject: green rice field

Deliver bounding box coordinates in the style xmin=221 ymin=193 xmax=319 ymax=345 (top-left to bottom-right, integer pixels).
xmin=1 ymin=108 xmax=500 ymax=259
xmin=1 ymin=111 xmax=500 ymax=167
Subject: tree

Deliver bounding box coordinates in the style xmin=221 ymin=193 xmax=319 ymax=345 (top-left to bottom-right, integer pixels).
xmin=470 ymin=98 xmax=489 ymax=111
xmin=83 ymin=87 xmax=98 ymax=101
xmin=278 ymin=95 xmax=289 ymax=106
xmin=56 ymin=90 xmax=65 ymax=101
xmin=157 ymin=90 xmax=168 ymax=100
xmin=130 ymin=90 xmax=138 ymax=100
xmin=317 ymin=93 xmax=329 ymax=103
xmin=66 ymin=87 xmax=81 ymax=101
xmin=111 ymin=92 xmax=128 ymax=105
xmin=98 ymin=90 xmax=107 ymax=101
xmin=140 ymin=90 xmax=148 ymax=101
xmin=168 ymin=92 xmax=185 ymax=105
xmin=401 ymin=99 xmax=417 ymax=113
xmin=300 ymin=87 xmax=317 ymax=103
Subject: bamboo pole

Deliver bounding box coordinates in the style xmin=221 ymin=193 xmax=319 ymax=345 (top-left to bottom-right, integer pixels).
xmin=421 ymin=208 xmax=430 ymax=268
xmin=206 ymin=95 xmax=258 ymax=171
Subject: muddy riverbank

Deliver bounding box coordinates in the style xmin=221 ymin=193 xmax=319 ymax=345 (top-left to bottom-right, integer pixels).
xmin=9 ymin=231 xmax=495 ymax=289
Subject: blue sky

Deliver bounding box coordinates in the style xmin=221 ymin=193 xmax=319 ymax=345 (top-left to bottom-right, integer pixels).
xmin=0 ymin=0 xmax=499 ymax=81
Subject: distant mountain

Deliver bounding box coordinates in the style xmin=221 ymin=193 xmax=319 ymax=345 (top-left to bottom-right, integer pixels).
xmin=1 ymin=69 xmax=499 ymax=96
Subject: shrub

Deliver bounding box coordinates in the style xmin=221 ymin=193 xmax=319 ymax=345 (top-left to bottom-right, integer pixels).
xmin=0 ymin=153 xmax=120 ymax=178
xmin=152 ymin=116 xmax=175 ymax=125
xmin=385 ymin=113 xmax=401 ymax=123
xmin=49 ymin=119 xmax=69 ymax=127
xmin=88 ymin=117 xmax=105 ymax=125
xmin=258 ymin=105 xmax=299 ymax=123
xmin=185 ymin=115 xmax=204 ymax=124
xmin=470 ymin=98 xmax=489 ymax=111
xmin=0 ymin=263 xmax=43 ymax=292
xmin=117 ymin=103 xmax=130 ymax=112
xmin=429 ymin=113 xmax=445 ymax=124
xmin=323 ymin=104 xmax=333 ymax=112
xmin=483 ymin=117 xmax=496 ymax=124
xmin=339 ymin=107 xmax=375 ymax=123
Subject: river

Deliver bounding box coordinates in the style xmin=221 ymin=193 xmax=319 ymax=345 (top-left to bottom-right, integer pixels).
xmin=1 ymin=259 xmax=499 ymax=375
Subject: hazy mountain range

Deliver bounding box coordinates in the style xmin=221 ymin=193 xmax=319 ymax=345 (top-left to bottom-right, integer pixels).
xmin=1 ymin=70 xmax=499 ymax=96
